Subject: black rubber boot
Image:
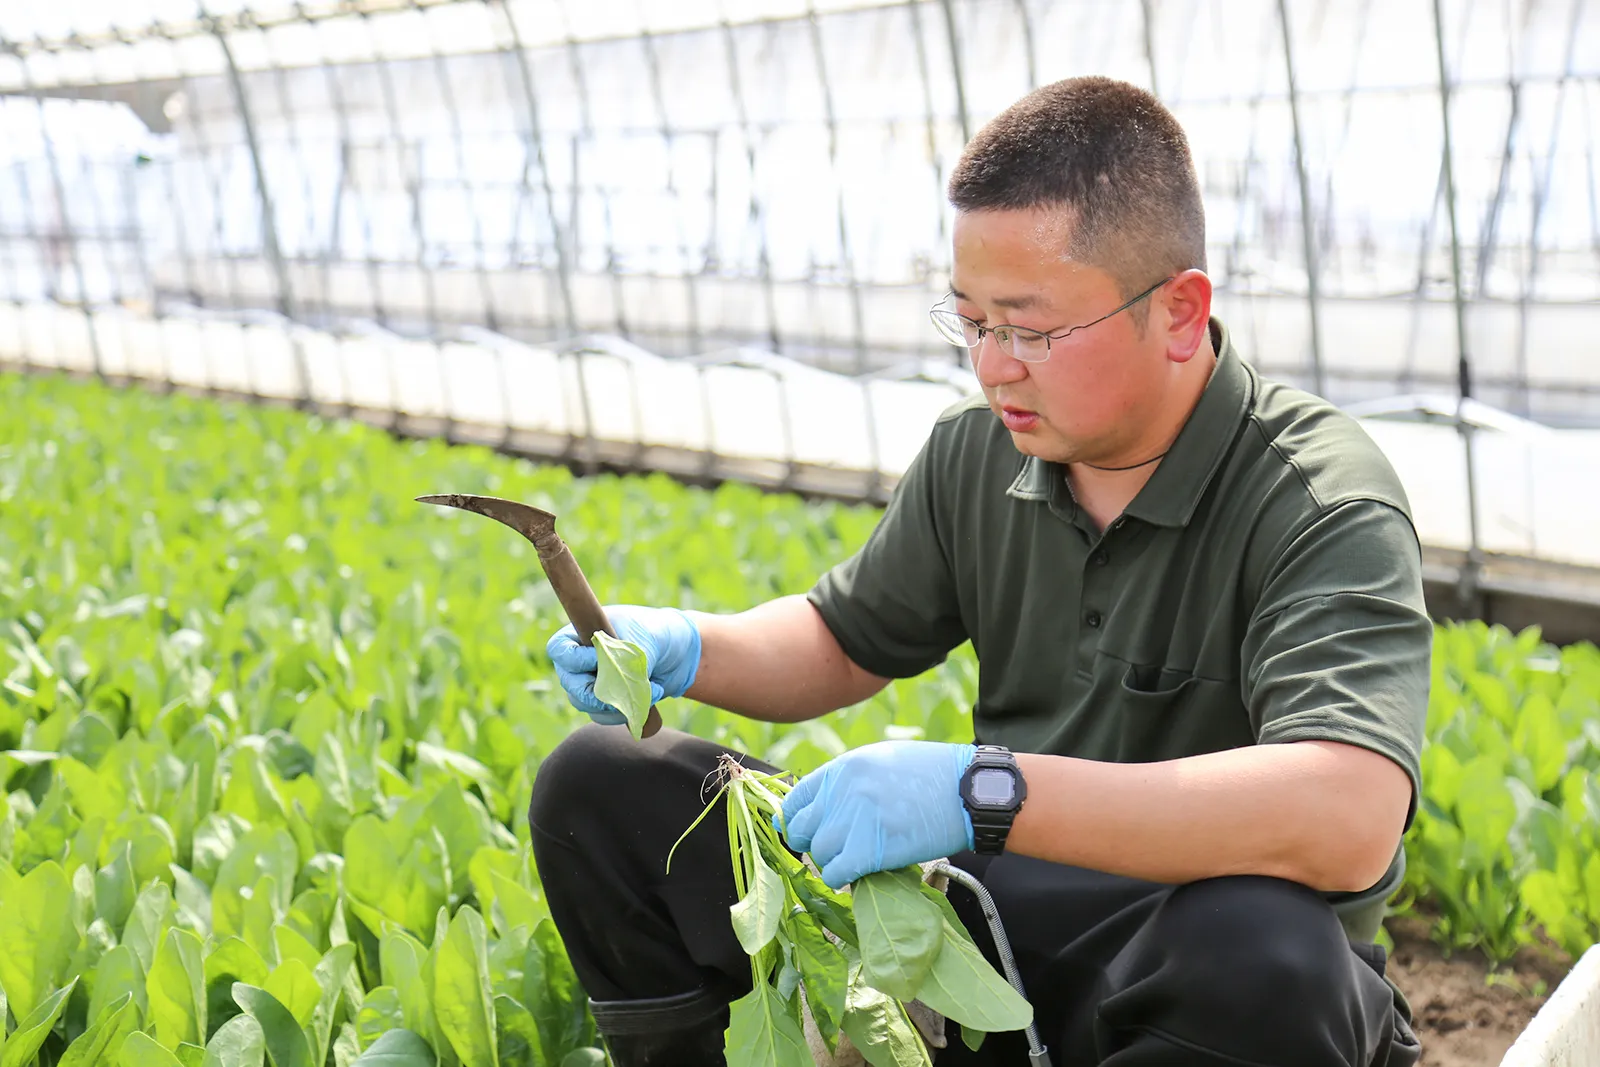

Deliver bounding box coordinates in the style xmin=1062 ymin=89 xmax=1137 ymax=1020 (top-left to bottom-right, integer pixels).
xmin=588 ymin=986 xmax=730 ymax=1067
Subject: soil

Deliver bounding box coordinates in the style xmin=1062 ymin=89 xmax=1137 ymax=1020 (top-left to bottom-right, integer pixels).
xmin=1384 ymin=914 xmax=1576 ymax=1067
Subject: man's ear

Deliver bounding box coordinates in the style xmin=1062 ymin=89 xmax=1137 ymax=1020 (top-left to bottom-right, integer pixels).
xmin=1162 ymin=269 xmax=1213 ymax=364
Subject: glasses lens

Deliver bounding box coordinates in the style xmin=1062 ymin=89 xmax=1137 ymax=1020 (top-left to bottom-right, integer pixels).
xmin=1007 ymin=328 xmax=1051 ymax=363
xmin=931 ymin=310 xmax=980 ymax=348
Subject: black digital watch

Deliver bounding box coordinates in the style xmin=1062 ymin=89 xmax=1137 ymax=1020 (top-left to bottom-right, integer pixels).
xmin=959 ymin=745 xmax=1027 ymax=855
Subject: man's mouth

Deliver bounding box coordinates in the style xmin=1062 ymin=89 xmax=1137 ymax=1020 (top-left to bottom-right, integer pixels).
xmin=999 ymin=406 xmax=1040 ymax=432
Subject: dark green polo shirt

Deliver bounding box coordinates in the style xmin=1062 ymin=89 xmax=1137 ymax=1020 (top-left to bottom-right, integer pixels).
xmin=807 ymin=318 xmax=1432 ymax=942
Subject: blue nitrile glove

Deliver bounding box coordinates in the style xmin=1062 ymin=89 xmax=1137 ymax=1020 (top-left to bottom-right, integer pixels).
xmin=776 ymin=740 xmax=978 ymax=890
xmin=545 ymin=605 xmax=702 ymax=725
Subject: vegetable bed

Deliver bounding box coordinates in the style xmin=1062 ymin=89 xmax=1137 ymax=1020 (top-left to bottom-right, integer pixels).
xmin=1 ymin=368 xmax=1597 ymax=1066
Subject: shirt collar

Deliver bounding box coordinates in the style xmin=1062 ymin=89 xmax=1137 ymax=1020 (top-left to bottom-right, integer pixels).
xmin=1006 ymin=317 xmax=1254 ymax=528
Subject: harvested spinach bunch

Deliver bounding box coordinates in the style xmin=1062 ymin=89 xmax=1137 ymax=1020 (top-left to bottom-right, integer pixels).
xmin=671 ymin=755 xmax=1033 ymax=1066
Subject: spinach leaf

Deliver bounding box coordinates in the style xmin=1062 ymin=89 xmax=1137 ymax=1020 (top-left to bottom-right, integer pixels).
xmin=851 ymin=869 xmax=943 ymax=1001
xmin=591 ymin=632 xmax=653 ymax=740
xmin=724 ymin=979 xmax=812 ymax=1067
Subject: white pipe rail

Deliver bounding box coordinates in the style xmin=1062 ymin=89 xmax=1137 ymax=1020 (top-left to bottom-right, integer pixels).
xmin=3 ymin=297 xmax=1599 ymax=572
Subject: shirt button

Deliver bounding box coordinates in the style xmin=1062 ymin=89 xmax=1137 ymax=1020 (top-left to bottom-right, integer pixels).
xmin=1091 ymin=550 xmax=1108 ymax=567
xmin=1085 ymin=610 xmax=1102 ymax=628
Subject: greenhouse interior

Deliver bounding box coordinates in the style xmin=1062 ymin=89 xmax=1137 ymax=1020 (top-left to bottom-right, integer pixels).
xmin=3 ymin=1 xmax=1600 ymax=1065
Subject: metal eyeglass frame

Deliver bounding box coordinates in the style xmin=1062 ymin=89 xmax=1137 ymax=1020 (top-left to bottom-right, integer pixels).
xmin=929 ymin=275 xmax=1174 ymax=363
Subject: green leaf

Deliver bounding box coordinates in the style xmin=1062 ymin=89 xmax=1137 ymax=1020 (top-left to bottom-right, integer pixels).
xmin=524 ymin=919 xmax=591 ymax=1065
xmin=123 ymin=880 xmax=175 ymax=973
xmin=1466 ymin=671 xmax=1515 ymax=727
xmin=591 ymin=632 xmax=653 ymax=739
xmin=422 ymin=783 xmax=493 ymax=901
xmin=355 ymin=986 xmax=405 ymax=1048
xmin=730 ymin=855 xmax=785 ymax=956
xmin=433 ymin=906 xmax=500 ymax=1067
xmin=232 ymin=984 xmax=314 ymax=1067
xmin=380 ymin=931 xmax=445 ymax=1058
xmin=108 ymin=813 xmax=179 ymax=888
xmin=785 ymin=909 xmax=847 ymax=1053
xmin=343 ymin=816 xmax=449 ymax=943
xmin=350 ymin=1030 xmax=438 ymax=1066
xmin=95 ymin=842 xmax=139 ymax=933
xmin=308 ymin=943 xmax=359 ymax=1067
xmin=1420 ymin=744 xmax=1463 ymax=813
xmin=791 ymin=871 xmax=856 ymax=946
xmin=838 ymin=959 xmax=932 ymax=1067
xmin=485 ymin=870 xmax=543 ymax=942
xmin=202 ymin=1014 xmax=266 ymax=1067
xmin=120 ymin=1031 xmax=186 ymax=1067
xmin=148 ymin=926 xmax=208 ymax=1050
xmin=172 ymin=866 xmax=213 ymax=934
xmin=851 ymin=869 xmax=944 ymax=1001
xmin=1511 ymin=692 xmax=1567 ymax=794
xmin=1521 ymin=870 xmax=1584 ymax=948
xmin=178 ymin=1044 xmax=208 ymax=1067
xmin=62 ymin=712 xmax=118 ymax=769
xmin=0 ymin=858 xmax=78 ymax=1021
xmin=556 ymin=1053 xmax=606 ymax=1067
xmin=1453 ymin=758 xmax=1516 ymax=864
xmin=0 ymin=978 xmax=78 ymax=1067
xmin=724 ymin=979 xmax=812 ymax=1067
xmin=212 ymin=827 xmax=298 ymax=942
xmin=332 ymin=1024 xmax=363 ymax=1067
xmin=90 ymin=944 xmax=149 ymax=1029
xmin=903 ymin=906 xmax=1032 ymax=1033
xmin=60 ymin=992 xmax=141 ymax=1067
xmin=263 ymin=958 xmax=321 ymax=1028
xmin=204 ymin=937 xmax=272 ymax=993
xmin=492 ymin=993 xmax=542 ymax=1065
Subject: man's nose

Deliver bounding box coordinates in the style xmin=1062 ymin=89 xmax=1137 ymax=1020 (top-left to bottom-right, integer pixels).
xmin=973 ymin=334 xmax=1029 ymax=388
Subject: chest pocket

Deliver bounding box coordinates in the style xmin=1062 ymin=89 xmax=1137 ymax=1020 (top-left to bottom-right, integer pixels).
xmin=1112 ymin=661 xmax=1252 ymax=761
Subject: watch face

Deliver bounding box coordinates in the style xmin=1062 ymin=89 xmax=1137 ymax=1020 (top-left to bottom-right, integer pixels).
xmin=969 ymin=767 xmax=1015 ymax=806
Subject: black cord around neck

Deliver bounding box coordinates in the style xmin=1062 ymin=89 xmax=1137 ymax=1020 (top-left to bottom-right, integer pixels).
xmin=1083 ymin=450 xmax=1169 ymax=472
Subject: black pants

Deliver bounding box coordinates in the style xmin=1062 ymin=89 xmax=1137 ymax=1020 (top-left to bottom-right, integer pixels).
xmin=529 ymin=725 xmax=1422 ymax=1066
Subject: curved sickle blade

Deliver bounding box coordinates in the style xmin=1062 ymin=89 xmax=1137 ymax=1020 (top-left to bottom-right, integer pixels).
xmin=415 ymin=493 xmax=556 ymax=550
xmin=416 ymin=492 xmax=664 ymax=739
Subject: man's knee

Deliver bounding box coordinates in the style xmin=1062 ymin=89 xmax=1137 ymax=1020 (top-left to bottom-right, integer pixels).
xmin=528 ymin=723 xmax=678 ymax=844
xmin=1101 ymin=876 xmax=1394 ymax=1065
xmin=526 ymin=723 xmax=760 ymax=844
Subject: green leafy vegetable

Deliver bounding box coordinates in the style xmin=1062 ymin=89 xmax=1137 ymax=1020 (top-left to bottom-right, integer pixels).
xmin=350 ymin=1030 xmax=438 ymax=1066
xmin=120 ymin=1031 xmax=186 ymax=1067
xmin=851 ymin=869 xmax=944 ymax=1001
xmin=906 ymin=898 xmax=1032 ymax=1032
xmin=725 ymin=980 xmax=813 ymax=1067
xmin=432 ymin=907 xmax=500 ymax=1067
xmin=591 ymin=632 xmax=654 ymax=739
xmin=0 ymin=859 xmax=77 ymax=1022
xmin=202 ymin=1014 xmax=267 ymax=1067
xmin=2 ymin=368 xmax=1599 ymax=1067
xmin=59 ymin=992 xmax=140 ymax=1067
xmin=1 ymin=978 xmax=78 ymax=1067
xmin=730 ymin=857 xmax=786 ymax=956
xmin=838 ymin=960 xmax=932 ymax=1067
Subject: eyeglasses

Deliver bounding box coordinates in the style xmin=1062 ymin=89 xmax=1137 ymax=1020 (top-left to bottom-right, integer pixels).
xmin=929 ymin=275 xmax=1173 ymax=363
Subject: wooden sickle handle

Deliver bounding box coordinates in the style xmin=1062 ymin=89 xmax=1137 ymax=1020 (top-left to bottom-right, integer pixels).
xmin=540 ymin=537 xmax=664 ymax=739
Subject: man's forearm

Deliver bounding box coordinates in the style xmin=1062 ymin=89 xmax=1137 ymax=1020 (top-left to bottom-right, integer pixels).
xmin=1006 ymin=740 xmax=1412 ymax=893
xmin=683 ymin=595 xmax=889 ymax=722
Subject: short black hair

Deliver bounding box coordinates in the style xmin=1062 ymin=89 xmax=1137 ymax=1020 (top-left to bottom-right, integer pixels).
xmin=948 ymin=76 xmax=1206 ymax=315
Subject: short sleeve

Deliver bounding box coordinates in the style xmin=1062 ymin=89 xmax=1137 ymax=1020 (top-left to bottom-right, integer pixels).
xmin=805 ymin=431 xmax=967 ymax=679
xmin=1241 ymin=499 xmax=1432 ymax=829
